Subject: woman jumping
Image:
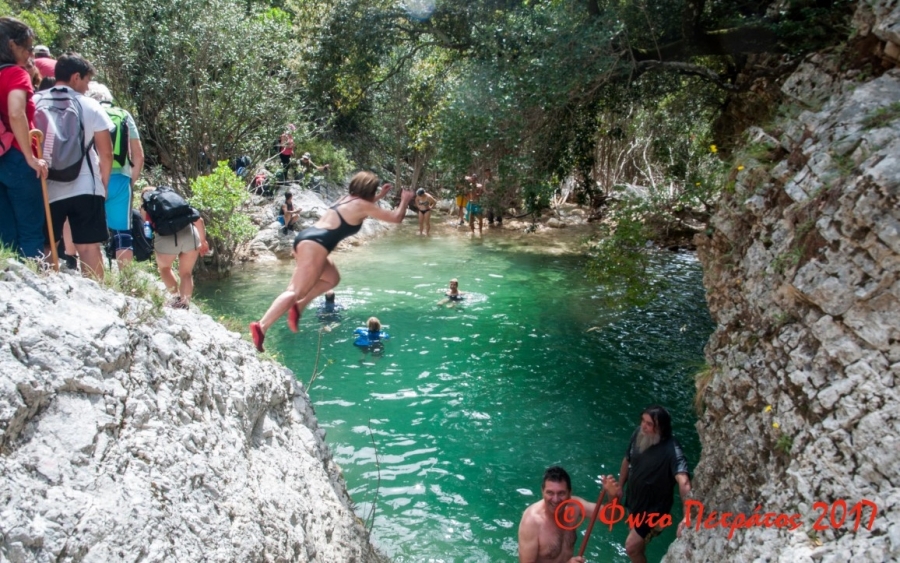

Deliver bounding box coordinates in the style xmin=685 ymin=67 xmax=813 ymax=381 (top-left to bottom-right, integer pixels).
xmin=250 ymin=171 xmax=414 ymax=352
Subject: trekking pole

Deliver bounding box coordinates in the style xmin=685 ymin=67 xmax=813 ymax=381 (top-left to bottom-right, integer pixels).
xmin=30 ymin=129 xmax=59 ymax=272
xmin=577 ymin=488 xmax=607 ymax=558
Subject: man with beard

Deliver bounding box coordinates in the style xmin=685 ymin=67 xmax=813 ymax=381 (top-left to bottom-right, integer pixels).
xmin=518 ymin=466 xmax=620 ymax=563
xmin=616 ymin=405 xmax=692 ymax=563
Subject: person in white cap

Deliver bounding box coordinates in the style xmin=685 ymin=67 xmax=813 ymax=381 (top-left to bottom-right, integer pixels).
xmin=32 ymin=44 xmax=56 ymax=79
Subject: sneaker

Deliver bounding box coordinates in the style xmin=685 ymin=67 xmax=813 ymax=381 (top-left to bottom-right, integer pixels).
xmin=250 ymin=322 xmax=265 ymax=352
xmin=287 ymin=303 xmax=301 ymax=333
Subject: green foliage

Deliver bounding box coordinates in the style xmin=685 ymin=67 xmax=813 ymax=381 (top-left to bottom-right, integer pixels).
xmin=586 ymin=197 xmax=665 ymax=310
xmin=103 ymin=261 xmax=167 ymax=314
xmin=775 ymin=433 xmax=794 ymax=455
xmin=693 ymin=364 xmax=715 ymax=415
xmin=862 ymin=102 xmax=900 ymax=129
xmin=57 ymin=0 xmax=305 ymax=189
xmin=767 ymin=0 xmax=856 ymax=55
xmin=189 ymin=162 xmax=256 ymax=275
xmin=1 ymin=1 xmax=59 ymax=47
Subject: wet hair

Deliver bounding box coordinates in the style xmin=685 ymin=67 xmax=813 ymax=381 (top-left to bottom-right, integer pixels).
xmin=54 ymin=53 xmax=95 ymax=83
xmin=416 ymin=188 xmax=425 ymax=196
xmin=348 ymin=171 xmax=381 ymax=201
xmin=285 ymin=192 xmax=293 ymax=200
xmin=324 ymin=290 xmax=335 ymax=303
xmin=367 ymin=317 xmax=381 ymax=332
xmin=542 ymin=466 xmax=571 ymax=492
xmin=642 ymin=405 xmax=672 ymax=440
xmin=0 ymin=17 xmax=35 ymax=65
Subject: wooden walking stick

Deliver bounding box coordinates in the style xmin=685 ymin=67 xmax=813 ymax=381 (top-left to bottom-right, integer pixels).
xmin=30 ymin=128 xmax=58 ymax=272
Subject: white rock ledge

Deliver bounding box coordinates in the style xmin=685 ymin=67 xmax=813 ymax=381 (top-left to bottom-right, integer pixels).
xmin=0 ymin=262 xmax=383 ymax=563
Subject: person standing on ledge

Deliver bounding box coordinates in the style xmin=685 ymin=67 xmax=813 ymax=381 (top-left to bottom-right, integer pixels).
xmin=414 ymin=187 xmax=437 ymax=235
xmin=615 ymin=405 xmax=692 ymax=563
xmin=518 ymin=466 xmax=620 ymax=563
xmin=249 ymin=171 xmax=414 ymax=352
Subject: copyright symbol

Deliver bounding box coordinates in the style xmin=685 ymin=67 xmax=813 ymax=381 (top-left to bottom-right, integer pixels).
xmin=554 ymin=499 xmax=586 ymax=531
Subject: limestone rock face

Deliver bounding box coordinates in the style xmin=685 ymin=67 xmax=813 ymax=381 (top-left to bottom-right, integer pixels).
xmin=666 ymin=3 xmax=900 ymax=562
xmin=0 ymin=263 xmax=381 ymax=563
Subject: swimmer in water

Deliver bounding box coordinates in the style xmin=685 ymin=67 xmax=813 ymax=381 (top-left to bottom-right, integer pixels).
xmin=438 ymin=278 xmax=465 ymax=306
xmin=316 ymin=290 xmax=343 ymax=331
xmin=354 ymin=316 xmax=389 ymax=360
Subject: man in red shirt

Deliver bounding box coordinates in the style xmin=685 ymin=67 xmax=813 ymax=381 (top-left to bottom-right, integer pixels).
xmin=32 ymin=45 xmax=56 ymax=80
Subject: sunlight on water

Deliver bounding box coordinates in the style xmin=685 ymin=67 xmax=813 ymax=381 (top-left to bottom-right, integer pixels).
xmin=197 ymin=226 xmax=713 ymax=562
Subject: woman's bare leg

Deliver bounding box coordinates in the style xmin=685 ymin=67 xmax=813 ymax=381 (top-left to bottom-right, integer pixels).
xmin=176 ymin=249 xmax=200 ymax=303
xmin=155 ymin=253 xmax=179 ymax=294
xmin=258 ymin=241 xmax=328 ymax=332
xmin=293 ymin=259 xmax=340 ymax=312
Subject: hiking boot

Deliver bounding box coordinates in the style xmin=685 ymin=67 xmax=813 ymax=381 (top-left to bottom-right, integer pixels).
xmin=287 ymin=303 xmax=301 ymax=333
xmin=250 ymin=322 xmax=265 ymax=352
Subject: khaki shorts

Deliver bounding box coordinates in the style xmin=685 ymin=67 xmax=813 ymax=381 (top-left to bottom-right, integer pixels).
xmin=154 ymin=224 xmax=200 ymax=255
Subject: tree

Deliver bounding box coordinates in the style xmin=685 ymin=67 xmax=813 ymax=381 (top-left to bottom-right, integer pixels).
xmin=56 ymin=0 xmax=305 ymax=190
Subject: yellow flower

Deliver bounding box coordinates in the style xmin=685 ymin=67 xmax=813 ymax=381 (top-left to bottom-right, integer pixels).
xmin=695 ymin=182 xmax=701 ymax=186
xmin=772 ymin=422 xmax=780 ymax=429
xmin=710 ymin=144 xmax=718 ymax=153
xmin=737 ymin=165 xmax=744 ymax=171
xmin=764 ymin=405 xmax=772 ymax=413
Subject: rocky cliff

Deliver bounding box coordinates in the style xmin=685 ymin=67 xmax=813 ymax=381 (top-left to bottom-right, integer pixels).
xmin=667 ymin=1 xmax=900 ymax=561
xmin=0 ymin=262 xmax=381 ymax=562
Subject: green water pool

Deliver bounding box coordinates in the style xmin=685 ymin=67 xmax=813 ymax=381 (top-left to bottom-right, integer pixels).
xmin=196 ymin=225 xmax=713 ymax=562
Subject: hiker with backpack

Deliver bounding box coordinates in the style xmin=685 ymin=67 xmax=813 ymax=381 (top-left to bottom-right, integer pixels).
xmin=140 ymin=186 xmax=209 ymax=309
xmin=33 ymin=53 xmax=113 ymax=280
xmin=86 ymin=81 xmax=144 ymax=267
xmin=0 ymin=17 xmax=49 ymax=260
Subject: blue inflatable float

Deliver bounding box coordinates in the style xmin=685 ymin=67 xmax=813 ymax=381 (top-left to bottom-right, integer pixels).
xmin=354 ymin=328 xmax=390 ymax=347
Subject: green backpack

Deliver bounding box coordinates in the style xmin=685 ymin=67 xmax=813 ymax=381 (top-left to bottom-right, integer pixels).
xmin=101 ymin=103 xmax=131 ymax=170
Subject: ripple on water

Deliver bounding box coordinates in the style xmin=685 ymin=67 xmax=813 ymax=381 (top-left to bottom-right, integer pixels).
xmin=195 ymin=233 xmax=712 ymax=563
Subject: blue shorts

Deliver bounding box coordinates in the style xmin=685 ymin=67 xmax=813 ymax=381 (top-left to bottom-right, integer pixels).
xmin=109 ymin=229 xmax=133 ymax=253
xmin=105 ymin=174 xmax=133 ymax=231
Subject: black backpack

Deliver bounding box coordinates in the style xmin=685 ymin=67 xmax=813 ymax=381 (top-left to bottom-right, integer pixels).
xmin=141 ymin=186 xmax=201 ymax=237
xmin=105 ymin=209 xmax=154 ymax=264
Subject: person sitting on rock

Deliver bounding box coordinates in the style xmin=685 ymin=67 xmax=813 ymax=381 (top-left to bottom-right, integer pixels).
xmin=280 ymin=192 xmax=301 ymax=234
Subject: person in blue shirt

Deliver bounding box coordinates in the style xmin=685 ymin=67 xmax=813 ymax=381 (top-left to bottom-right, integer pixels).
xmin=354 ymin=316 xmax=389 ymax=347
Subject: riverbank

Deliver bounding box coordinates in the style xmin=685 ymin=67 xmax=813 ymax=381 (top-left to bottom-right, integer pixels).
xmin=237 ymin=181 xmax=604 ymax=263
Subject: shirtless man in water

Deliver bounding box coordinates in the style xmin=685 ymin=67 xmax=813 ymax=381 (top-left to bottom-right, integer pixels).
xmin=518 ymin=466 xmax=620 ymax=563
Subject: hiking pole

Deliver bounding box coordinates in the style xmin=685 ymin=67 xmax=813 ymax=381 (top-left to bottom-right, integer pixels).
xmin=30 ymin=129 xmax=59 ymax=272
xmin=577 ymin=488 xmax=608 ymax=558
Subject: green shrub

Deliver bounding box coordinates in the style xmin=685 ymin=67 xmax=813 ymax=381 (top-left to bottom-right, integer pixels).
xmin=189 ymin=162 xmax=256 ymax=276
